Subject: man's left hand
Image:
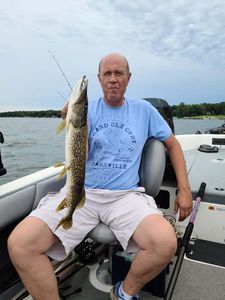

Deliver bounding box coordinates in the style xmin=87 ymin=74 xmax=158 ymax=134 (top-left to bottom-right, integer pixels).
xmin=174 ymin=188 xmax=193 ymax=221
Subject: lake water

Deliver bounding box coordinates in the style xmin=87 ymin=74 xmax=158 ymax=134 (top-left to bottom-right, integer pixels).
xmin=0 ymin=117 xmax=224 ymax=185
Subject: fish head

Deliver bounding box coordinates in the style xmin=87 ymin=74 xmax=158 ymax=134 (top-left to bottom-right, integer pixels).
xmin=67 ymin=76 xmax=88 ymax=128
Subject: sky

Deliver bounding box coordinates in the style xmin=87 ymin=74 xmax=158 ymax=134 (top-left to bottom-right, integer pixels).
xmin=0 ymin=0 xmax=225 ymax=112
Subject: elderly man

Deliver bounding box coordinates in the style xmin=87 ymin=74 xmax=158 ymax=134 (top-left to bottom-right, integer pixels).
xmin=8 ymin=53 xmax=192 ymax=300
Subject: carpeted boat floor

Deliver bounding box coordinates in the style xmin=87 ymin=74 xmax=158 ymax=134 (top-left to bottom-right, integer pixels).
xmin=59 ymin=258 xmax=225 ymax=300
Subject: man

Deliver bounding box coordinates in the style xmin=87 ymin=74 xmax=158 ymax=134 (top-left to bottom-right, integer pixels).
xmin=8 ymin=53 xmax=192 ymax=300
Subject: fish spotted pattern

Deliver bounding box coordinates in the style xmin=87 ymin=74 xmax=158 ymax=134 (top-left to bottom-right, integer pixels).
xmin=55 ymin=75 xmax=88 ymax=230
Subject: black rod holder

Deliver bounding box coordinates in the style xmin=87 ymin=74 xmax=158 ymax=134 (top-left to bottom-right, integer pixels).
xmin=0 ymin=131 xmax=7 ymax=176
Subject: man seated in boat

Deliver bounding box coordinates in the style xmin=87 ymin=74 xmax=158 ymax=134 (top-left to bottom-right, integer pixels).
xmin=8 ymin=53 xmax=193 ymax=300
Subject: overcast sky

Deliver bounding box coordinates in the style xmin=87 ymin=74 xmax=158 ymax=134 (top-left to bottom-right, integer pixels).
xmin=0 ymin=0 xmax=225 ymax=111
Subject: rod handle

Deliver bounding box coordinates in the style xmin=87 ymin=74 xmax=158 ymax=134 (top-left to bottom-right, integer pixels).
xmin=197 ymin=182 xmax=206 ymax=198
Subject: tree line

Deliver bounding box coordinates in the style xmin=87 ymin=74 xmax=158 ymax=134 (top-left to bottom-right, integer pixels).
xmin=172 ymin=102 xmax=225 ymax=118
xmin=0 ymin=110 xmax=61 ymax=118
xmin=0 ymin=101 xmax=225 ymax=118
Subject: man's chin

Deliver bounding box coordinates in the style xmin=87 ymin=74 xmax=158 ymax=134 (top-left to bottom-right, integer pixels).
xmin=108 ymin=93 xmax=123 ymax=102
xmin=105 ymin=95 xmax=124 ymax=106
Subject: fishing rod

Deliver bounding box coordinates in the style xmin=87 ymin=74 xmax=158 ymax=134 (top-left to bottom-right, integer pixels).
xmin=48 ymin=50 xmax=73 ymax=93
xmin=164 ymin=182 xmax=206 ymax=300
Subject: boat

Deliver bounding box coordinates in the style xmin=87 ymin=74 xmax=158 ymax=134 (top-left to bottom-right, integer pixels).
xmin=1 ymin=99 xmax=225 ymax=299
xmin=0 ymin=131 xmax=225 ymax=300
xmin=205 ymin=122 xmax=225 ymax=134
xmin=195 ymin=121 xmax=225 ymax=135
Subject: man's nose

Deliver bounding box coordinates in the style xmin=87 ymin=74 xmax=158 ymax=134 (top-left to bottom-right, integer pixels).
xmin=109 ymin=73 xmax=117 ymax=82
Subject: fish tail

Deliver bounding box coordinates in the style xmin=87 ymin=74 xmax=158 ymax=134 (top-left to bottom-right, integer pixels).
xmin=55 ymin=216 xmax=73 ymax=231
xmin=56 ymin=198 xmax=68 ymax=211
xmin=77 ymin=191 xmax=86 ymax=208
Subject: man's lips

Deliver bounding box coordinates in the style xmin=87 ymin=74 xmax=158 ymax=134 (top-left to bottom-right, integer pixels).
xmin=109 ymin=87 xmax=119 ymax=92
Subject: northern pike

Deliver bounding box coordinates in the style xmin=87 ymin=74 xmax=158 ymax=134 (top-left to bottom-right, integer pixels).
xmin=55 ymin=75 xmax=88 ymax=230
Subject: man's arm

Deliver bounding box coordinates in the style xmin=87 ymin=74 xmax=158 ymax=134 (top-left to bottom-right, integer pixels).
xmin=163 ymin=134 xmax=193 ymax=221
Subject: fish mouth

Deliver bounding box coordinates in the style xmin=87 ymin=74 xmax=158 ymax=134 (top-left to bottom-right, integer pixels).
xmin=80 ymin=75 xmax=88 ymax=90
xmin=75 ymin=76 xmax=88 ymax=105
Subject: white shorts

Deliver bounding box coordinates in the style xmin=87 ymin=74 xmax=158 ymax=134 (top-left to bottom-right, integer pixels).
xmin=29 ymin=185 xmax=162 ymax=261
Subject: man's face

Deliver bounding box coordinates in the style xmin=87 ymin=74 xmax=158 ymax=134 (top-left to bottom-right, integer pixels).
xmin=98 ymin=55 xmax=131 ymax=106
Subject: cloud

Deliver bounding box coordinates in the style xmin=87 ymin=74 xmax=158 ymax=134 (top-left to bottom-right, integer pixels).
xmin=0 ymin=0 xmax=225 ymax=109
xmin=102 ymin=0 xmax=225 ymax=64
xmin=2 ymin=1 xmax=224 ymax=64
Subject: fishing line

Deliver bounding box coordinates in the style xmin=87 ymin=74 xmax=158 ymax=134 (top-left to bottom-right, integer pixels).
xmin=57 ymin=91 xmax=68 ymax=102
xmin=48 ymin=50 xmax=73 ymax=92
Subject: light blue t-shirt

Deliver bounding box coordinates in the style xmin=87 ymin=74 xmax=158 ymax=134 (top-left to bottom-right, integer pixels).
xmin=85 ymin=97 xmax=171 ymax=190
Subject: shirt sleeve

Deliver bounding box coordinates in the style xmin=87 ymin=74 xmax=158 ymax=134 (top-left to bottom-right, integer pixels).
xmin=148 ymin=105 xmax=172 ymax=141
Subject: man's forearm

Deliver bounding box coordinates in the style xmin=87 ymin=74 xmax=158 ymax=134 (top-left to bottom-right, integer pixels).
xmin=164 ymin=134 xmax=191 ymax=191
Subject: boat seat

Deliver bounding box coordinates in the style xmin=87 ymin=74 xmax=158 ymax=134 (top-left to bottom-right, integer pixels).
xmin=88 ymin=138 xmax=166 ymax=245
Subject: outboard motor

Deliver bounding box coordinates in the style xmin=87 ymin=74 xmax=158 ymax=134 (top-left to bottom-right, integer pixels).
xmin=143 ymin=98 xmax=175 ymax=133
xmin=0 ymin=131 xmax=7 ymax=176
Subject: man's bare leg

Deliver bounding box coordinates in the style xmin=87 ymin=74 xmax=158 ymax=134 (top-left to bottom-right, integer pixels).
xmin=123 ymin=215 xmax=177 ymax=296
xmin=8 ymin=216 xmax=61 ymax=300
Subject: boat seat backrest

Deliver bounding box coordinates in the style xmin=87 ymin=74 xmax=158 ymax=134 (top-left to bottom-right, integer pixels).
xmin=0 ymin=186 xmax=36 ymax=229
xmin=32 ymin=175 xmax=66 ymax=210
xmin=0 ymin=174 xmax=66 ymax=230
xmin=88 ymin=138 xmax=166 ymax=244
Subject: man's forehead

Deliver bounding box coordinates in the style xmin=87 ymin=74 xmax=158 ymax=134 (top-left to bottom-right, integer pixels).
xmin=100 ymin=60 xmax=127 ymax=75
xmin=101 ymin=57 xmax=127 ymax=68
xmin=101 ymin=64 xmax=126 ymax=72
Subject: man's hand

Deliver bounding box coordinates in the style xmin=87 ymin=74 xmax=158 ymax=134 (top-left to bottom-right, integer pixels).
xmin=174 ymin=188 xmax=193 ymax=221
xmin=61 ymin=102 xmax=68 ymax=119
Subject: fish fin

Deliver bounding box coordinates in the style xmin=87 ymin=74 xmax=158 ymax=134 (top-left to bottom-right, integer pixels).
xmin=56 ymin=198 xmax=68 ymax=211
xmin=54 ymin=162 xmax=65 ymax=168
xmin=77 ymin=191 xmax=86 ymax=208
xmin=58 ymin=166 xmax=68 ymax=179
xmin=55 ymin=216 xmax=73 ymax=231
xmin=56 ymin=120 xmax=66 ymax=134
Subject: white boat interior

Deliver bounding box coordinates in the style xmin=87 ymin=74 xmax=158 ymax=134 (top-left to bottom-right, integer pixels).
xmin=0 ymin=134 xmax=225 ymax=300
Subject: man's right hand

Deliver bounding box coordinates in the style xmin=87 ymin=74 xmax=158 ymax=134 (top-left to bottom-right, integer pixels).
xmin=61 ymin=102 xmax=68 ymax=119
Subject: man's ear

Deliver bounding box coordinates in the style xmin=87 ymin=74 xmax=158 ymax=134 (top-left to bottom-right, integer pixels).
xmin=127 ymin=72 xmax=132 ymax=84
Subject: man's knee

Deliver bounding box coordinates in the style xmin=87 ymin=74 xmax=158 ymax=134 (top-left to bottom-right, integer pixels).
xmin=8 ymin=226 xmax=29 ymax=264
xmin=8 ymin=217 xmax=57 ymax=262
xmin=162 ymin=232 xmax=177 ymax=258
xmin=153 ymin=224 xmax=177 ymax=261
xmin=134 ymin=215 xmax=177 ymax=261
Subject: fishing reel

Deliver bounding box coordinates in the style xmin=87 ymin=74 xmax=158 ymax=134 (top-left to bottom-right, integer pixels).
xmin=0 ymin=131 xmax=7 ymax=176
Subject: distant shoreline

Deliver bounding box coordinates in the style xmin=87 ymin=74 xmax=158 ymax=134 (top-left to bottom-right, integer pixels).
xmin=182 ymin=115 xmax=225 ymax=120
xmin=0 ymin=110 xmax=61 ymax=118
xmin=1 ymin=111 xmax=225 ymax=120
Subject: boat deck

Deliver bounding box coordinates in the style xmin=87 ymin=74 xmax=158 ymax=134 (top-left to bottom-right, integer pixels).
xmin=7 ymin=251 xmax=224 ymax=300
xmin=184 ymin=146 xmax=225 ymax=204
xmin=58 ymin=258 xmax=225 ymax=300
